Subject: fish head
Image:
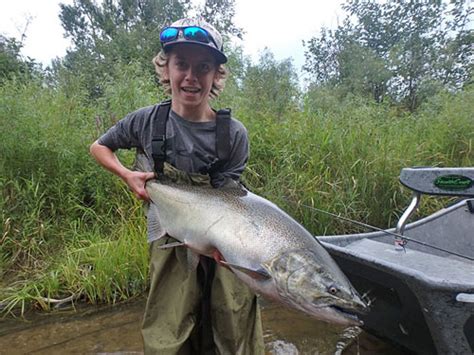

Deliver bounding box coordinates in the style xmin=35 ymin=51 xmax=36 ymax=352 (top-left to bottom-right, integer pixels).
xmin=263 ymin=248 xmax=368 ymax=326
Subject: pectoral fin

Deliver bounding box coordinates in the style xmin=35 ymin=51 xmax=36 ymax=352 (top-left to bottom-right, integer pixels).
xmin=220 ymin=261 xmax=271 ymax=280
xmin=147 ymin=203 xmax=168 ymax=241
xmin=148 ymin=203 xmax=189 ymax=250
xmin=158 ymin=241 xmax=186 ymax=249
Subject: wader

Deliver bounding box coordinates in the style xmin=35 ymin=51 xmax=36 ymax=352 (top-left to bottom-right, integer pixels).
xmin=141 ymin=237 xmax=264 ymax=355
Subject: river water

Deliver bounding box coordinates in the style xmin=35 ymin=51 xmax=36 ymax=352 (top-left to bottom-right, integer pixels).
xmin=0 ymin=297 xmax=404 ymax=354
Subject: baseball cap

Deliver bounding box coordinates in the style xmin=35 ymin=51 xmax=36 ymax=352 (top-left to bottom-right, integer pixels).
xmin=160 ymin=18 xmax=227 ymax=64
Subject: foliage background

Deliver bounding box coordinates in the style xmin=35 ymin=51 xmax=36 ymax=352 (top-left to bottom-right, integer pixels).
xmin=1 ymin=0 xmax=472 ymax=315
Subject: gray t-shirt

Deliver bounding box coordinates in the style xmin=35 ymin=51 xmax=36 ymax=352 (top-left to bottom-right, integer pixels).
xmin=97 ymin=103 xmax=250 ymax=243
xmin=98 ymin=104 xmax=249 ymax=186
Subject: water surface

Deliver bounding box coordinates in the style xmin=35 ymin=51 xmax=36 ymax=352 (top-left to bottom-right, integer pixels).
xmin=0 ymin=298 xmax=403 ymax=354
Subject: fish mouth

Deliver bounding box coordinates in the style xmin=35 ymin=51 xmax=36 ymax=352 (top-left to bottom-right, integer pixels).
xmin=296 ymin=302 xmax=365 ymax=326
xmin=330 ymin=305 xmax=364 ymax=325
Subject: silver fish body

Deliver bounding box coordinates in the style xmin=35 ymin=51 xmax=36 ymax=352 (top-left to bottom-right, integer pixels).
xmin=146 ymin=178 xmax=367 ymax=325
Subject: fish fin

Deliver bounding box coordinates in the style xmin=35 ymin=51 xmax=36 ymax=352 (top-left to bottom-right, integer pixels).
xmin=147 ymin=203 xmax=168 ymax=241
xmin=158 ymin=241 xmax=186 ymax=249
xmin=221 ymin=261 xmax=271 ymax=280
xmin=217 ymin=178 xmax=248 ymax=196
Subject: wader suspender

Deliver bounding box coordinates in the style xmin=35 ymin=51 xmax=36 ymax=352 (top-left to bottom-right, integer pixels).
xmin=151 ymin=100 xmax=171 ymax=175
xmin=151 ymin=100 xmax=231 ymax=175
xmin=212 ymin=107 xmax=231 ymax=175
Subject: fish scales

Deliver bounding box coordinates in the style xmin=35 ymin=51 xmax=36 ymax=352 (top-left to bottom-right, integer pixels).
xmin=149 ymin=181 xmax=314 ymax=265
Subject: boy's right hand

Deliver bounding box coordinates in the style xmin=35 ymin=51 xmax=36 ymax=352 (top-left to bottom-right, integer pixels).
xmin=123 ymin=171 xmax=156 ymax=201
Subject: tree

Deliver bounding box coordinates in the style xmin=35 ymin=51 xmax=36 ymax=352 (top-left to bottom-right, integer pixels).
xmin=0 ymin=35 xmax=39 ymax=82
xmin=59 ymin=0 xmax=190 ymax=55
xmin=303 ymin=0 xmax=473 ymax=110
xmin=57 ymin=0 xmax=191 ymax=97
xmin=303 ymin=27 xmax=341 ymax=86
xmin=57 ymin=0 xmax=244 ymax=98
xmin=240 ymin=48 xmax=299 ymax=119
xmin=198 ymin=0 xmax=243 ymax=40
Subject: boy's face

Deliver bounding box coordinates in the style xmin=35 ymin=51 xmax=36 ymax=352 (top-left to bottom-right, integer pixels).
xmin=165 ymin=44 xmax=219 ymax=114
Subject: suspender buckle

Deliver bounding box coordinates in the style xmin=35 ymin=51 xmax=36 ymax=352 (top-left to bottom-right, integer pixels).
xmin=151 ymin=135 xmax=166 ymax=159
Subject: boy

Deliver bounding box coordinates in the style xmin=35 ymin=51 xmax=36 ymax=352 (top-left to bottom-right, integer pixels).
xmin=90 ymin=18 xmax=264 ymax=355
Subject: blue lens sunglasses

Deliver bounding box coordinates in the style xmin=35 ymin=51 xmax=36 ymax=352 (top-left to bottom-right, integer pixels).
xmin=160 ymin=26 xmax=220 ymax=50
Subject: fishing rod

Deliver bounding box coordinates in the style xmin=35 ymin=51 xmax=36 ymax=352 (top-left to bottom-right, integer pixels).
xmin=288 ymin=200 xmax=474 ymax=262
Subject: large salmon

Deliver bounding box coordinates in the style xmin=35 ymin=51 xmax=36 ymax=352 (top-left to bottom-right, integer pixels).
xmin=146 ymin=164 xmax=367 ymax=326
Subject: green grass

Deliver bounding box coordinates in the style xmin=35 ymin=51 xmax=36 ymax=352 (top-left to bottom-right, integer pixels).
xmin=1 ymin=72 xmax=472 ymax=316
xmin=0 ymin=72 xmax=153 ymax=315
xmin=239 ymin=88 xmax=473 ymax=234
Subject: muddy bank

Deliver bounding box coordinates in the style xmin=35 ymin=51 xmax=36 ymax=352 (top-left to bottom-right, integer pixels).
xmin=0 ymin=297 xmax=403 ymax=354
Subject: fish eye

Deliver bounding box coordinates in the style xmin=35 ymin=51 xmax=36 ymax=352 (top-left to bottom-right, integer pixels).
xmin=328 ymin=285 xmax=338 ymax=295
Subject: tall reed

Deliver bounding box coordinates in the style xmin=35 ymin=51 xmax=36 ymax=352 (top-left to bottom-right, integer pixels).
xmin=239 ymin=88 xmax=473 ymax=234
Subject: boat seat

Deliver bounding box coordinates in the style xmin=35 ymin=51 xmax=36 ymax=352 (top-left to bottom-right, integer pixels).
xmin=399 ymin=167 xmax=474 ymax=197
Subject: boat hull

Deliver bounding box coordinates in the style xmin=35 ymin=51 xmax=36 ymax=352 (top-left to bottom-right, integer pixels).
xmin=318 ymin=198 xmax=474 ymax=355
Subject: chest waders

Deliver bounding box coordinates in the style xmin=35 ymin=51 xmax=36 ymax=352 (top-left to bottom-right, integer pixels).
xmin=151 ymin=100 xmax=231 ymax=353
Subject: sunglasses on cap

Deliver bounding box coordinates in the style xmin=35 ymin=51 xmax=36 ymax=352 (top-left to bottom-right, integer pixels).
xmin=160 ymin=26 xmax=220 ymax=50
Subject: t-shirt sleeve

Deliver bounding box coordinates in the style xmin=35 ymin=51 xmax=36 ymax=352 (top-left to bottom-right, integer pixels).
xmin=97 ymin=107 xmax=151 ymax=151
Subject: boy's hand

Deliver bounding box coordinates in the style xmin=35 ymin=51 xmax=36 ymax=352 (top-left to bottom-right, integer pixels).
xmin=124 ymin=171 xmax=156 ymax=201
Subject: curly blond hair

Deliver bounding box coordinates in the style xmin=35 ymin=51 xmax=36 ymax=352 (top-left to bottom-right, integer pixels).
xmin=153 ymin=50 xmax=228 ymax=99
